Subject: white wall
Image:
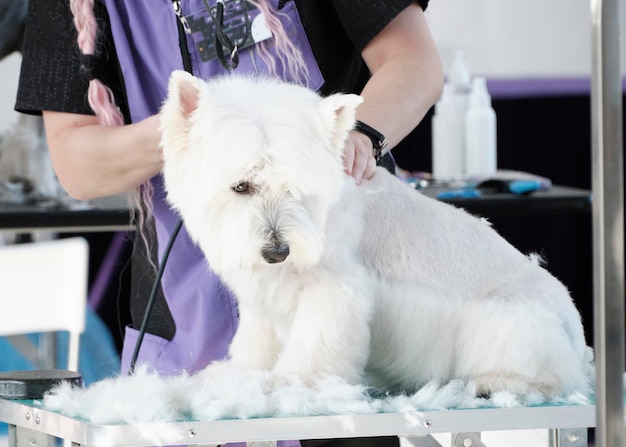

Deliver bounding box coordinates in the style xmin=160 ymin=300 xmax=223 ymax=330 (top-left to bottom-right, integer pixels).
xmin=0 ymin=53 xmax=21 ymax=133
xmin=425 ymin=0 xmax=626 ymax=78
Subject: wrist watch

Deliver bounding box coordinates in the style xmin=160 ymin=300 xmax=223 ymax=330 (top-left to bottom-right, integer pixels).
xmin=354 ymin=120 xmax=388 ymax=162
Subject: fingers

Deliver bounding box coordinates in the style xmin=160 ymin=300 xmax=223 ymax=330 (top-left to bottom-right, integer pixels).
xmin=343 ymin=131 xmax=377 ymax=184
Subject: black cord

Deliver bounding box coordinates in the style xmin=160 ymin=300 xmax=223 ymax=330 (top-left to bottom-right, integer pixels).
xmin=129 ymin=218 xmax=184 ymax=373
xmin=202 ymin=0 xmax=248 ymax=70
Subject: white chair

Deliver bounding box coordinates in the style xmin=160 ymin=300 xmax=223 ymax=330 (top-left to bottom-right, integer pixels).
xmin=0 ymin=237 xmax=89 ymax=372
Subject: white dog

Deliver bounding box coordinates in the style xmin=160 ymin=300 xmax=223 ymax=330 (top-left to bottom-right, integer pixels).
xmin=160 ymin=70 xmax=593 ymax=401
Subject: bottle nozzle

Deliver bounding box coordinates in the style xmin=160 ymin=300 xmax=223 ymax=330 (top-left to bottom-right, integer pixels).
xmin=449 ymin=50 xmax=470 ymax=86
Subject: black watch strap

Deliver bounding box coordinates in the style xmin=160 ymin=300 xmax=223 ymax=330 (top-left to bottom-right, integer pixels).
xmin=354 ymin=120 xmax=388 ymax=162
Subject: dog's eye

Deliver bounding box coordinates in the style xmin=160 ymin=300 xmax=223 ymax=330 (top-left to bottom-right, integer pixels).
xmin=233 ymin=181 xmax=252 ymax=194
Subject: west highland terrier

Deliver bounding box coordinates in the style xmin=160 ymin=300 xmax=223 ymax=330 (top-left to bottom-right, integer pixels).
xmin=159 ymin=70 xmax=593 ymax=402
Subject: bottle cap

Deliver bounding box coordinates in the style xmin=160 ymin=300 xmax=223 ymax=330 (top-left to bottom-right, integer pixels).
xmin=448 ymin=51 xmax=470 ymax=86
xmin=469 ymin=76 xmax=492 ymax=108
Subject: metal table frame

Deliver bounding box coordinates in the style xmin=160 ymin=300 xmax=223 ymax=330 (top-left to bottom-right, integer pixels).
xmin=0 ymin=398 xmax=607 ymax=447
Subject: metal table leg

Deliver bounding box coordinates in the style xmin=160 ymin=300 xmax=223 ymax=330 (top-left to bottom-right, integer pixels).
xmin=590 ymin=1 xmax=625 ymax=447
xmin=8 ymin=425 xmax=55 ymax=447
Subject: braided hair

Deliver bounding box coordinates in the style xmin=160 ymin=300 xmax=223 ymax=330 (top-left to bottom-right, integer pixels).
xmin=69 ymin=0 xmax=124 ymax=127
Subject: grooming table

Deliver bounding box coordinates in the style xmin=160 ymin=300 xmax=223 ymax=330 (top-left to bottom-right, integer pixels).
xmin=0 ymin=395 xmax=616 ymax=447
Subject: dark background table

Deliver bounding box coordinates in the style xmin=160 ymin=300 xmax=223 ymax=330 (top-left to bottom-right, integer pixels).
xmin=0 ymin=184 xmax=591 ymax=231
xmin=420 ymin=184 xmax=591 ymax=216
xmin=0 ymin=195 xmax=132 ymax=232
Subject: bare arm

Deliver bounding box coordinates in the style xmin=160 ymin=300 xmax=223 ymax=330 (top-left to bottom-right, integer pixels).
xmin=343 ymin=3 xmax=443 ymax=183
xmin=42 ymin=111 xmax=163 ymax=200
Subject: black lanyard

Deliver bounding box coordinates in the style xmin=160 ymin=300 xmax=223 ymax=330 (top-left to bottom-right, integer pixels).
xmin=172 ymin=0 xmax=194 ymax=73
xmin=173 ymin=0 xmax=247 ymax=71
xmin=202 ymin=0 xmax=246 ymax=71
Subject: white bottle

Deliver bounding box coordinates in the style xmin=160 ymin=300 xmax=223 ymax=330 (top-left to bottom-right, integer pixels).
xmin=465 ymin=77 xmax=497 ymax=176
xmin=432 ymin=84 xmax=466 ymax=179
xmin=448 ymin=50 xmax=471 ymax=97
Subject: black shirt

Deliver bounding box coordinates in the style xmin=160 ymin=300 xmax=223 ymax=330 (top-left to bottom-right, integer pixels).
xmin=16 ymin=0 xmax=428 ymax=116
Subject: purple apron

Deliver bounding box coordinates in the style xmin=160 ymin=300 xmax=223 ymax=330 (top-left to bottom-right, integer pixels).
xmin=101 ymin=0 xmax=322 ymax=440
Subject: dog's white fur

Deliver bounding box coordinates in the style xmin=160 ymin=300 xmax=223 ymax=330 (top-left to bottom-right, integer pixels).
xmin=160 ymin=71 xmax=593 ymax=401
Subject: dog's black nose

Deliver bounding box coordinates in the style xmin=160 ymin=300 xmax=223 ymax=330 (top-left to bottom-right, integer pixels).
xmin=262 ymin=246 xmax=290 ymax=264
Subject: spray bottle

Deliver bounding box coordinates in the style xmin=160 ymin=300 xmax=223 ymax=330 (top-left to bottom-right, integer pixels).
xmin=431 ymin=51 xmax=472 ymax=180
xmin=432 ymin=84 xmax=465 ymax=179
xmin=465 ymin=76 xmax=497 ymax=176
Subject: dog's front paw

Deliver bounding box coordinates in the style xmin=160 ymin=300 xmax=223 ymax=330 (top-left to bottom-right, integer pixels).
xmin=265 ymin=372 xmax=314 ymax=390
xmin=188 ymin=361 xmax=272 ymax=420
xmin=191 ymin=361 xmax=272 ymax=389
xmin=267 ymin=372 xmax=376 ymax=417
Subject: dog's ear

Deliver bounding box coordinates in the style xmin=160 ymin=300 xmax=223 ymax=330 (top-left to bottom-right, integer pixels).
xmin=160 ymin=70 xmax=204 ymax=155
xmin=319 ymin=93 xmax=364 ymax=152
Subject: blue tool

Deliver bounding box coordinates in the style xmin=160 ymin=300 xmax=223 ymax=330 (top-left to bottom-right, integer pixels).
xmin=508 ymin=180 xmax=542 ymax=195
xmin=436 ymin=189 xmax=481 ymax=199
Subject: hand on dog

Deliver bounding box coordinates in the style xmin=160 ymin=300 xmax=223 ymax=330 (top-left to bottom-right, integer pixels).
xmin=343 ymin=130 xmax=377 ymax=184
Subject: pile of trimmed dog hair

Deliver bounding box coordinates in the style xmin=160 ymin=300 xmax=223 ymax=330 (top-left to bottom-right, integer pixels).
xmin=42 ymin=363 xmax=591 ymax=425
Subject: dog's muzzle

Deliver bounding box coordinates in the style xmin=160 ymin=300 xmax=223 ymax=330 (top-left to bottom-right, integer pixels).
xmin=261 ymin=245 xmax=290 ymax=264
